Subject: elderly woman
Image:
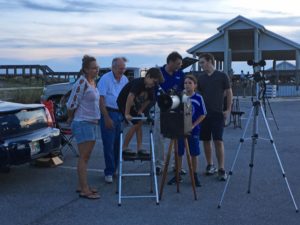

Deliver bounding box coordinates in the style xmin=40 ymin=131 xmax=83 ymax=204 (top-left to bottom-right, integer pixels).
xmin=66 ymin=55 xmax=101 ymax=199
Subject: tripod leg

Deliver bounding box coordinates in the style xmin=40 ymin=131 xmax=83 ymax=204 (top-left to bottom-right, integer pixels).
xmin=150 ymin=129 xmax=159 ymax=205
xmin=247 ymin=103 xmax=259 ymax=194
xmin=149 ymin=131 xmax=153 ymax=193
xmin=218 ymin=106 xmax=254 ymax=208
xmin=259 ymin=105 xmax=299 ymax=212
xmin=118 ymin=130 xmax=123 ymax=206
xmin=174 ymin=139 xmax=180 ymax=193
xmin=184 ymin=138 xmax=197 ymax=200
xmin=159 ymin=139 xmax=174 ymax=200
xmin=266 ymin=97 xmax=279 ymax=130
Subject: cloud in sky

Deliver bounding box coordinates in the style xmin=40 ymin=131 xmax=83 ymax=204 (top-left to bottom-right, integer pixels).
xmin=0 ymin=0 xmax=299 ymax=71
xmin=20 ymin=0 xmax=99 ymax=12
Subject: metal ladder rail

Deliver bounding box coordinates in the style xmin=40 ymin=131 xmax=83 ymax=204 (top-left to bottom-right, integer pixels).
xmin=118 ymin=117 xmax=159 ymax=206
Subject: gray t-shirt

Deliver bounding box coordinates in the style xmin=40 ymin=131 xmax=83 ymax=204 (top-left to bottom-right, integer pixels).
xmin=197 ymin=70 xmax=230 ymax=114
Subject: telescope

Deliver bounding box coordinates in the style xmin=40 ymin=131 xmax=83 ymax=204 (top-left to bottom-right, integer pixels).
xmin=247 ymin=59 xmax=266 ymax=67
xmin=247 ymin=59 xmax=266 ymax=83
xmin=157 ymin=90 xmax=192 ymax=138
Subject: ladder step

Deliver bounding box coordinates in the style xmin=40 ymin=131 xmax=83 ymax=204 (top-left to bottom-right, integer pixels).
xmin=122 ymin=155 xmax=151 ymax=161
xmin=121 ymin=173 xmax=151 ymax=177
xmin=121 ymin=195 xmax=157 ymax=199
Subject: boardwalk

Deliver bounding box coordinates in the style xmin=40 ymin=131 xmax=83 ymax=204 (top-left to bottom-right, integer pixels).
xmin=0 ymin=97 xmax=299 ymax=225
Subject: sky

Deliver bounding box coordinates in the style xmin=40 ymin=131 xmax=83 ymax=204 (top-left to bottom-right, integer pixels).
xmin=0 ymin=0 xmax=300 ymax=73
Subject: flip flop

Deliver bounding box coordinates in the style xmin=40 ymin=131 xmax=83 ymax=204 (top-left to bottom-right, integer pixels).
xmin=76 ymin=187 xmax=98 ymax=193
xmin=79 ymin=192 xmax=101 ymax=200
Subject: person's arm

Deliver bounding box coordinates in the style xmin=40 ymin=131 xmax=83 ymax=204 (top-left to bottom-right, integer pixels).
xmin=223 ymin=88 xmax=233 ymax=119
xmin=66 ymin=77 xmax=86 ymax=124
xmin=100 ymin=96 xmax=114 ymax=129
xmin=192 ymin=114 xmax=206 ymax=130
xmin=191 ymin=94 xmax=207 ymax=129
xmin=124 ymin=93 xmax=135 ymax=121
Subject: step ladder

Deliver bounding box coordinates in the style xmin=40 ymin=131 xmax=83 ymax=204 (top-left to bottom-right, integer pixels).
xmin=117 ymin=117 xmax=159 ymax=206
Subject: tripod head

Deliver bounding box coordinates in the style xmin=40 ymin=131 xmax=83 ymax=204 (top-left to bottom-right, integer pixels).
xmin=247 ymin=59 xmax=267 ymax=100
xmin=247 ymin=59 xmax=279 ymax=130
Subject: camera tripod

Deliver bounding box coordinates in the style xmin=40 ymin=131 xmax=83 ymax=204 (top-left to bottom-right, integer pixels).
xmin=217 ymin=93 xmax=299 ymax=212
xmin=159 ymin=138 xmax=197 ymax=200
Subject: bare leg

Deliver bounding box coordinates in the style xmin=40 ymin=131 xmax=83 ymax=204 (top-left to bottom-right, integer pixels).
xmin=203 ymin=141 xmax=213 ymax=165
xmin=122 ymin=124 xmax=139 ymax=149
xmin=77 ymin=141 xmax=95 ymax=194
xmin=177 ymin=156 xmax=182 ymax=171
xmin=214 ymin=140 xmax=225 ymax=169
xmin=191 ymin=156 xmax=198 ymax=173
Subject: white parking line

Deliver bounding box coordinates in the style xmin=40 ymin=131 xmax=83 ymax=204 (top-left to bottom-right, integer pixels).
xmin=59 ymin=165 xmax=104 ymax=173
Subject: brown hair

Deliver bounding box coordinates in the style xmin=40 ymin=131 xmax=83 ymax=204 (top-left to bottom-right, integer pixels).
xmin=166 ymin=51 xmax=182 ymax=64
xmin=145 ymin=67 xmax=165 ymax=83
xmin=184 ymin=74 xmax=197 ymax=84
xmin=81 ymin=54 xmax=96 ymax=74
xmin=199 ymin=53 xmax=215 ymax=66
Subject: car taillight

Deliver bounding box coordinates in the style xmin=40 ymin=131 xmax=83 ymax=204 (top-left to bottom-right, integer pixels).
xmin=44 ymin=107 xmax=54 ymax=127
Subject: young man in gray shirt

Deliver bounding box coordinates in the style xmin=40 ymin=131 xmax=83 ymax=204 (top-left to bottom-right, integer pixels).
xmin=197 ymin=53 xmax=232 ymax=181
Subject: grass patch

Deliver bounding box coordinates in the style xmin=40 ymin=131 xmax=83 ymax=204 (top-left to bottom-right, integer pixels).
xmin=0 ymin=77 xmax=44 ymax=103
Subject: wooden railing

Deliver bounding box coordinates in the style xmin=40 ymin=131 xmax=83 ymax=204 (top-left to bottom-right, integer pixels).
xmin=0 ymin=65 xmax=79 ymax=81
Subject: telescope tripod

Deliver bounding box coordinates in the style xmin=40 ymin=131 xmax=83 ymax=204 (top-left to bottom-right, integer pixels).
xmin=159 ymin=138 xmax=197 ymax=200
xmin=218 ymin=99 xmax=299 ymax=212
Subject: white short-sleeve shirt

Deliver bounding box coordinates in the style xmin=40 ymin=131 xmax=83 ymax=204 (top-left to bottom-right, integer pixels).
xmin=97 ymin=71 xmax=128 ymax=109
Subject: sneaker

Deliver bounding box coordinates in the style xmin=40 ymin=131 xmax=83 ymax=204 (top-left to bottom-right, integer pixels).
xmin=206 ymin=164 xmax=218 ymax=175
xmin=104 ymin=175 xmax=113 ymax=183
xmin=138 ymin=150 xmax=150 ymax=158
xmin=180 ymin=168 xmax=187 ymax=175
xmin=218 ymin=169 xmax=228 ymax=181
xmin=138 ymin=149 xmax=150 ymax=155
xmin=167 ymin=175 xmax=183 ymax=185
xmin=172 ymin=167 xmax=187 ymax=175
xmin=193 ymin=173 xmax=202 ymax=187
xmin=156 ymin=166 xmax=162 ymax=175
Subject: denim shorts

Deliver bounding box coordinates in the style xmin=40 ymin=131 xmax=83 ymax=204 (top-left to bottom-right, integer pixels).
xmin=71 ymin=120 xmax=99 ymax=144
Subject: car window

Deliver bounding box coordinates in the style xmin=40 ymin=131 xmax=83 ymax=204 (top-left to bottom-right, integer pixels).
xmin=0 ymin=108 xmax=48 ymax=139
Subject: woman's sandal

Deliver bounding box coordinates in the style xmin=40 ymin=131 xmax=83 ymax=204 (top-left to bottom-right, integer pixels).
xmin=76 ymin=187 xmax=98 ymax=193
xmin=79 ymin=192 xmax=101 ymax=200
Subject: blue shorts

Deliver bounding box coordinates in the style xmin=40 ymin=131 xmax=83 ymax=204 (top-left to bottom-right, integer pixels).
xmin=200 ymin=112 xmax=224 ymax=141
xmin=178 ymin=135 xmax=200 ymax=156
xmin=71 ymin=120 xmax=98 ymax=144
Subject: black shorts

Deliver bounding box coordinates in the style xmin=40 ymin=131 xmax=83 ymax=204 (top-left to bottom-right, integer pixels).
xmin=200 ymin=112 xmax=224 ymax=141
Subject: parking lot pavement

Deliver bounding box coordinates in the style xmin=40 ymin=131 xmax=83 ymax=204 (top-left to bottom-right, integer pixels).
xmin=1 ymin=98 xmax=300 ymax=225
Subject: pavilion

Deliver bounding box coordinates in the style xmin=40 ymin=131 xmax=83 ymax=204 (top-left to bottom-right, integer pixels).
xmin=187 ymin=15 xmax=300 ymax=86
